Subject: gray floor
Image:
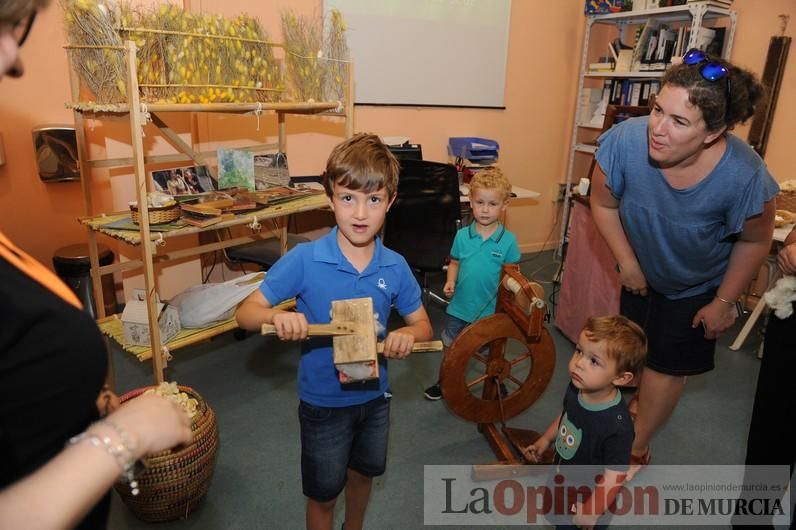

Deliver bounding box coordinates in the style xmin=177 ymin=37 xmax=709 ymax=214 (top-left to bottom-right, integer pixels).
xmin=106 ymin=251 xmax=767 ymax=529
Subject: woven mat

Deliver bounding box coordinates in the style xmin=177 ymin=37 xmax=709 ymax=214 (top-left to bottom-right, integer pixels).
xmin=98 ymin=298 xmax=295 ymax=361
xmin=98 ymin=315 xmax=238 ymax=361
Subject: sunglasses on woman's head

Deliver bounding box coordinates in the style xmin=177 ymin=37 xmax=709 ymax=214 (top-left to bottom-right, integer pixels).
xmin=682 ymin=48 xmax=729 ymax=81
xmin=682 ymin=48 xmax=731 ymax=119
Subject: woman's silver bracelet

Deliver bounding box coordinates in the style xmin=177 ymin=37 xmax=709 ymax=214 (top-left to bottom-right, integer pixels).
xmin=67 ymin=421 xmax=141 ymax=495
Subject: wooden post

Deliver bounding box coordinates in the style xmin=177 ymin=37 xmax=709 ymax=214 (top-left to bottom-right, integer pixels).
xmin=126 ymin=40 xmax=165 ymax=384
xmin=68 ymin=53 xmax=108 ymax=319
xmin=345 ymin=63 xmax=355 ymax=138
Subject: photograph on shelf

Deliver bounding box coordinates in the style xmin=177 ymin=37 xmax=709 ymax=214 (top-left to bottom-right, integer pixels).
xmin=151 ymin=165 xmax=215 ymax=196
xmin=218 ymin=148 xmax=255 ymax=191
xmin=254 ymin=152 xmax=289 ymax=189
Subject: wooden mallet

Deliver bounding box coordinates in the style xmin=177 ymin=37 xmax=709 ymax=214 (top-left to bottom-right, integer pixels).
xmin=261 ymin=297 xmax=442 ymax=381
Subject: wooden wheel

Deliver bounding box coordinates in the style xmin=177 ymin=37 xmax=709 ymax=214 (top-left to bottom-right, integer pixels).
xmin=440 ymin=313 xmax=555 ymax=424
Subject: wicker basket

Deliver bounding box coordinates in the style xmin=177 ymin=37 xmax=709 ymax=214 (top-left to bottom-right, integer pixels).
xmin=776 ymin=190 xmax=796 ymax=213
xmin=115 ymin=386 xmax=218 ymax=522
xmin=130 ymin=203 xmax=181 ymax=225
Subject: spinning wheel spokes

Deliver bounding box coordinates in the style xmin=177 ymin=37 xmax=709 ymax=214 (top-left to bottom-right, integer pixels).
xmin=441 ymin=313 xmax=555 ymax=424
xmin=466 ymin=373 xmax=489 ymax=389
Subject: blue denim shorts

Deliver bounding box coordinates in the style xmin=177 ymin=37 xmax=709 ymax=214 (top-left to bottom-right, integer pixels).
xmin=298 ymin=394 xmax=391 ymax=502
xmin=441 ymin=314 xmax=471 ymax=348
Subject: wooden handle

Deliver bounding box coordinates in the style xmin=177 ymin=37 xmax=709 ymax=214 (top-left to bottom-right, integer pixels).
xmin=261 ymin=322 xmax=358 ymax=337
xmin=471 ymin=464 xmax=534 ymax=481
xmin=376 ymin=340 xmax=443 ymax=354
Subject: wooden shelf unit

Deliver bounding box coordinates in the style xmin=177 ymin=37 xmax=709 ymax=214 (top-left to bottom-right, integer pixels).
xmin=69 ymin=40 xmax=353 ymax=383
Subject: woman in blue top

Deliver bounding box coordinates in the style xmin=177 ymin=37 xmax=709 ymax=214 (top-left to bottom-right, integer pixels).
xmin=591 ymin=49 xmax=778 ymax=477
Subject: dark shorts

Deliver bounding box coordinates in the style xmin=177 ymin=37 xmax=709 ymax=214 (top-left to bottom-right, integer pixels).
xmin=441 ymin=314 xmax=470 ymax=348
xmin=620 ymin=288 xmax=716 ymax=376
xmin=298 ymin=395 xmax=390 ymax=502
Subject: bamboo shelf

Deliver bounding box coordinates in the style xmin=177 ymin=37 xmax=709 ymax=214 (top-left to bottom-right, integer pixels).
xmin=98 ymin=299 xmax=296 ymax=361
xmin=67 ymin=100 xmax=343 ymax=115
xmin=69 ymin=39 xmax=353 ymax=383
xmin=79 ymin=193 xmax=328 ymax=245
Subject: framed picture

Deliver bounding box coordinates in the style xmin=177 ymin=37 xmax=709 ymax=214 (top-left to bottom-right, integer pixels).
xmin=254 ymin=152 xmax=289 ymax=189
xmin=217 ymin=148 xmax=255 ymax=191
xmin=150 ymin=165 xmax=216 ymax=196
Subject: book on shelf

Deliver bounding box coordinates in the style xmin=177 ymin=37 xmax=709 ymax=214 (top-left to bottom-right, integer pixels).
xmin=608 ymin=41 xmax=620 ymax=62
xmin=615 ymin=49 xmax=634 ymax=72
xmin=652 ymin=27 xmax=677 ymax=70
xmin=706 ymin=26 xmax=727 ymax=56
xmin=639 ymin=82 xmax=652 ymax=107
xmin=632 ymin=19 xmax=659 ymax=71
xmin=588 ymin=62 xmax=616 ymax=72
xmin=695 ymin=26 xmax=716 ymax=51
xmin=629 ymin=82 xmax=643 ymax=106
xmin=180 ymin=199 xmax=235 ymax=217
xmin=182 ymin=213 xmax=234 ymax=228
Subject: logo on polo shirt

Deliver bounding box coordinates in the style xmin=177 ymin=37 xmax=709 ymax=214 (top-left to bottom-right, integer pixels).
xmin=491 ymin=250 xmax=504 ymax=259
xmin=377 ymin=278 xmax=387 ymax=290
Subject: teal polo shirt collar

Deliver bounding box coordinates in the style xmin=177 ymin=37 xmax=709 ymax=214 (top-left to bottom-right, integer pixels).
xmin=312 ymin=226 xmax=399 ymax=275
xmin=467 ymin=221 xmax=506 ymax=242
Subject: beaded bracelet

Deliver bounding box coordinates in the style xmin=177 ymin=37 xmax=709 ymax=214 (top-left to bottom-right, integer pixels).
xmin=68 ymin=421 xmax=141 ymax=496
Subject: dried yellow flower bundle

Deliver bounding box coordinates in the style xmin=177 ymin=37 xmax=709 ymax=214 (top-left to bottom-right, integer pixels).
xmin=281 ymin=9 xmax=349 ymax=104
xmin=62 ymin=0 xmax=349 ymax=106
xmin=63 ymin=0 xmax=287 ymax=104
xmin=323 ymin=8 xmax=349 ymax=103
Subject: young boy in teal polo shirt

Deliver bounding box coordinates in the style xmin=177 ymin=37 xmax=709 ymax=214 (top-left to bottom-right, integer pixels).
xmin=424 ymin=167 xmax=521 ymax=400
xmin=237 ymin=133 xmax=433 ymax=530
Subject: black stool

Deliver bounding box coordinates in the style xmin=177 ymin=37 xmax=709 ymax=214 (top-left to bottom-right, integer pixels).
xmin=53 ymin=243 xmax=116 ymax=319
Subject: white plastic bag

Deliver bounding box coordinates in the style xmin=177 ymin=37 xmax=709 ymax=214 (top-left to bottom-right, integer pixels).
xmin=171 ymin=272 xmax=264 ymax=328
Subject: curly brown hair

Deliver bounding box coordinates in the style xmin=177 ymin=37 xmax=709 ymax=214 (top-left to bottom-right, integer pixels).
xmin=661 ymin=58 xmax=765 ymax=132
xmin=322 ymin=133 xmax=400 ymax=199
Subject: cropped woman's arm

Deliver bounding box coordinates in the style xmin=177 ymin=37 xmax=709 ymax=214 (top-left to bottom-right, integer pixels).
xmin=590 ymin=163 xmax=647 ymax=295
xmin=694 ymin=199 xmax=776 ymax=338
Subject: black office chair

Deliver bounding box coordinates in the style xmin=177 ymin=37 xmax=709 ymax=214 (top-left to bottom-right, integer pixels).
xmin=383 ymin=159 xmax=461 ymax=306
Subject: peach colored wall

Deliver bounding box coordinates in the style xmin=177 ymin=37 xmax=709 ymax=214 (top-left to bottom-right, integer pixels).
xmin=727 ymin=0 xmax=795 ymax=181
xmin=1 ymin=0 xmax=793 ymax=287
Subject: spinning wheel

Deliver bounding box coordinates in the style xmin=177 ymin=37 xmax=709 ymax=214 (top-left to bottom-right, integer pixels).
xmin=440 ymin=265 xmax=556 ymax=466
xmin=441 ymin=313 xmax=555 ymax=424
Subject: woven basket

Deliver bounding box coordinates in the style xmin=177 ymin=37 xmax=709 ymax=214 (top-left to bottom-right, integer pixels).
xmin=115 ymin=386 xmax=218 ymax=522
xmin=130 ymin=204 xmax=181 ymax=225
xmin=776 ymin=190 xmax=796 ymax=213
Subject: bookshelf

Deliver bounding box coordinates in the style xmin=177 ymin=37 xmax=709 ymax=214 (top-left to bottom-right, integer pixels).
xmin=556 ymin=2 xmax=736 ymax=258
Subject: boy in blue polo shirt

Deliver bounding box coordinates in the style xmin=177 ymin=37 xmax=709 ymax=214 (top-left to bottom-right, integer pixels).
xmin=424 ymin=167 xmax=521 ymax=400
xmin=236 ymin=133 xmax=433 ymax=530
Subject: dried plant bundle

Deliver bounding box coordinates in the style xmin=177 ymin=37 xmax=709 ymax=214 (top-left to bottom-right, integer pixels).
xmin=62 ymin=0 xmax=349 ymax=106
xmin=280 ymin=10 xmax=324 ymax=103
xmin=323 ymin=8 xmax=349 ymax=103
xmin=62 ymin=0 xmax=126 ymax=103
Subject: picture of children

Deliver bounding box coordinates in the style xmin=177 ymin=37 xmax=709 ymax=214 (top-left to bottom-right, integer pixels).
xmin=183 ymin=167 xmax=204 ymax=194
xmin=166 ymin=169 xmax=189 ymax=195
xmin=150 ymin=166 xmax=215 ymax=196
